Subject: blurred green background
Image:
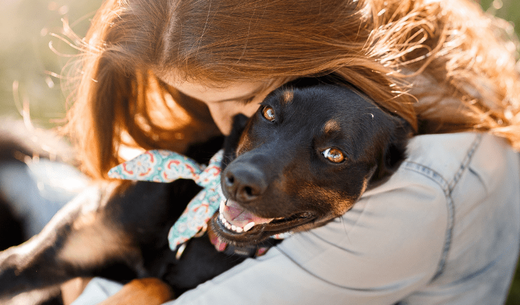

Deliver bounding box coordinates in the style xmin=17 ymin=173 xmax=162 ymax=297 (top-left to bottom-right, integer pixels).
xmin=0 ymin=0 xmax=102 ymax=128
xmin=0 ymin=0 xmax=519 ymax=303
xmin=477 ymin=0 xmax=520 ymax=303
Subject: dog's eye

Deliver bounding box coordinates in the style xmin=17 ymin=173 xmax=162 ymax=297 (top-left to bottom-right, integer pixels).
xmin=321 ymin=148 xmax=345 ymax=163
xmin=262 ymin=106 xmax=276 ymax=122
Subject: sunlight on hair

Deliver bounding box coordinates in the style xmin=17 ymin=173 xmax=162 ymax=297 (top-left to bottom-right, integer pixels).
xmin=145 ymin=73 xmax=192 ymax=130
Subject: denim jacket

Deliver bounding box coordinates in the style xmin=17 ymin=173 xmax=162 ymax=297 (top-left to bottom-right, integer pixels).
xmin=167 ymin=132 xmax=520 ymax=305
xmin=73 ymin=132 xmax=520 ymax=305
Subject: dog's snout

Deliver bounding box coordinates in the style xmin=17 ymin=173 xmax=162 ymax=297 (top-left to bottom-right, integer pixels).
xmin=224 ymin=166 xmax=267 ymax=203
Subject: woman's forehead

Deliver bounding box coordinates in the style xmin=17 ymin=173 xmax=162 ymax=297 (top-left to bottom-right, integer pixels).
xmin=156 ymin=71 xmax=269 ymax=104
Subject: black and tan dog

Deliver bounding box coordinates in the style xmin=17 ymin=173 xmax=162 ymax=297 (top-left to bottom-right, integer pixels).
xmin=0 ymin=77 xmax=412 ymax=303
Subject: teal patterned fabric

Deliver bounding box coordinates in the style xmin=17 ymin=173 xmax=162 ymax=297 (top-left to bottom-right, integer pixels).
xmin=108 ymin=150 xmax=224 ymax=250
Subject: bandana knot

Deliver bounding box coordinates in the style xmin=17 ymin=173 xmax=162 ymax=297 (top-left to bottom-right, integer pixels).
xmin=108 ymin=150 xmax=224 ymax=250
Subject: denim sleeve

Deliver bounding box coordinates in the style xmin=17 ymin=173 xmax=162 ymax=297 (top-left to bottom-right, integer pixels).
xmin=69 ymin=167 xmax=447 ymax=305
xmin=167 ymin=168 xmax=448 ymax=305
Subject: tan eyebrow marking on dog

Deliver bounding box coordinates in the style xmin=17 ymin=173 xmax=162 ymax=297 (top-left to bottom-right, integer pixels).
xmin=323 ymin=119 xmax=340 ymax=134
xmin=281 ymin=90 xmax=294 ymax=105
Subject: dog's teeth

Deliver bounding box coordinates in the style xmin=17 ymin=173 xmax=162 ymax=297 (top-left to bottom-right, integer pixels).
xmin=219 ymin=213 xmax=227 ymax=225
xmin=230 ymin=225 xmax=243 ymax=233
xmin=219 ymin=211 xmax=247 ymax=233
xmin=244 ymin=222 xmax=255 ymax=232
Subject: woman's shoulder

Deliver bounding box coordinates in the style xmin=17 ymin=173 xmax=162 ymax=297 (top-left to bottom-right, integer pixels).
xmin=400 ymin=132 xmax=517 ymax=194
xmin=287 ymin=132 xmax=517 ymax=260
xmin=273 ymin=132 xmax=518 ymax=292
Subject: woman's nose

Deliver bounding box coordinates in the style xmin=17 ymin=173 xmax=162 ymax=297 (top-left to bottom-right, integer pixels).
xmin=207 ymin=104 xmax=236 ymax=135
xmin=207 ymin=103 xmax=260 ymax=135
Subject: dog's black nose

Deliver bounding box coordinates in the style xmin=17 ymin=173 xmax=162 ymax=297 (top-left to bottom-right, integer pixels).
xmin=224 ymin=166 xmax=267 ymax=203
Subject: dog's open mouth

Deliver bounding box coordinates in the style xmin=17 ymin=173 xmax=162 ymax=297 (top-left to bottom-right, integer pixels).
xmin=212 ymin=198 xmax=316 ymax=245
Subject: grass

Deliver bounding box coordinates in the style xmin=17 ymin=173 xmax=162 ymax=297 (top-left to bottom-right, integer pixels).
xmin=507 ymin=264 xmax=520 ymax=305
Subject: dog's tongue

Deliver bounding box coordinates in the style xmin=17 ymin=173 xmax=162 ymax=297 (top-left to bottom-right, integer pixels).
xmin=219 ymin=199 xmax=274 ymax=229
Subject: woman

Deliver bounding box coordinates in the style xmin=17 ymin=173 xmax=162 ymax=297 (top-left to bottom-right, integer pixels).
xmin=64 ymin=0 xmax=520 ymax=304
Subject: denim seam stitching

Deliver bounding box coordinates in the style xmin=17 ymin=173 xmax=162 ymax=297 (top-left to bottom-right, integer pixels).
xmin=402 ymin=161 xmax=451 ymax=281
xmin=400 ymin=133 xmax=483 ymax=281
xmin=447 ymin=134 xmax=483 ymax=194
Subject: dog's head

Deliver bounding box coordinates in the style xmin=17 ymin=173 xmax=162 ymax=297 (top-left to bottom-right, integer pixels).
xmin=211 ymin=78 xmax=412 ymax=246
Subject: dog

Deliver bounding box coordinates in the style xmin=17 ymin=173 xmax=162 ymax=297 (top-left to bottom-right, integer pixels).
xmin=212 ymin=78 xmax=411 ymax=247
xmin=0 ymin=77 xmax=412 ymax=304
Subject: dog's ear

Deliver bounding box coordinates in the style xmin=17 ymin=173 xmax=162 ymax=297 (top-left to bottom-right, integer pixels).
xmin=222 ymin=114 xmax=250 ymax=169
xmin=384 ymin=119 xmax=412 ymax=172
xmin=370 ymin=118 xmax=413 ymax=187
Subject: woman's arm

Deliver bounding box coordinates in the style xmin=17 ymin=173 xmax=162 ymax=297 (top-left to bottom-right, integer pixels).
xmin=67 ymin=278 xmax=170 ymax=305
xmin=97 ymin=278 xmax=173 ymax=305
xmin=67 ymin=167 xmax=447 ymax=305
xmin=168 ymin=167 xmax=448 ymax=305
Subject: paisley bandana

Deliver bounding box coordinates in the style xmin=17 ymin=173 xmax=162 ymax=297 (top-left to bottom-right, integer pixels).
xmin=108 ymin=150 xmax=225 ymax=250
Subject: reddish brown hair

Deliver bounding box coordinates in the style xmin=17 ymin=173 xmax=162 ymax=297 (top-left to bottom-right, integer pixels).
xmin=65 ymin=0 xmax=520 ymax=179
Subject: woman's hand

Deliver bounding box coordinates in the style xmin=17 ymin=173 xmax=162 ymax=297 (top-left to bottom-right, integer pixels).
xmin=61 ymin=277 xmax=173 ymax=305
xmin=62 ymin=277 xmax=93 ymax=305
xmin=97 ymin=278 xmax=173 ymax=305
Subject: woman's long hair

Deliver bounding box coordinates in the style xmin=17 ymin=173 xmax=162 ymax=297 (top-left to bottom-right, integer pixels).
xmin=65 ymin=0 xmax=520 ymax=178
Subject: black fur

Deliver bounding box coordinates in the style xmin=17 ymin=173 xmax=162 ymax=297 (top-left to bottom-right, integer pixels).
xmin=0 ymin=195 xmax=25 ymax=252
